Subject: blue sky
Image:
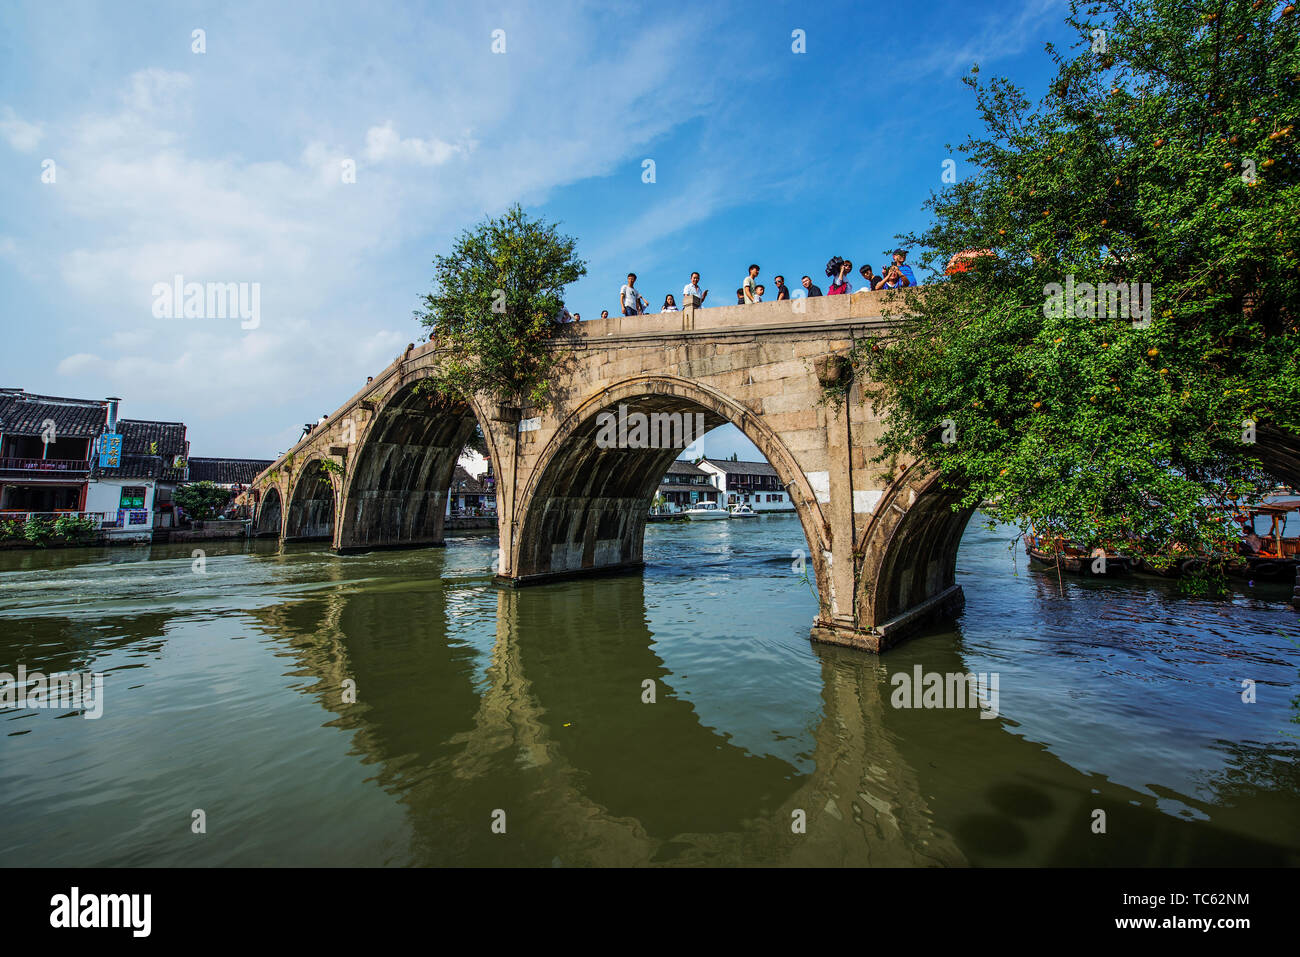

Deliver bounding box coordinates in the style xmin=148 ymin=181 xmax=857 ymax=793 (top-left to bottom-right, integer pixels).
xmin=0 ymin=0 xmax=1075 ymax=460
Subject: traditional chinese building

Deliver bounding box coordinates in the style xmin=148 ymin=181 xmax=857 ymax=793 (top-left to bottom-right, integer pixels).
xmin=0 ymin=389 xmax=110 ymax=513
xmin=655 ymin=459 xmax=719 ymax=512
xmin=696 ymin=457 xmax=793 ymax=512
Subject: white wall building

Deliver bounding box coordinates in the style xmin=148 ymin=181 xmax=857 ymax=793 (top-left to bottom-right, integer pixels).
xmin=696 ymin=458 xmax=794 ymax=512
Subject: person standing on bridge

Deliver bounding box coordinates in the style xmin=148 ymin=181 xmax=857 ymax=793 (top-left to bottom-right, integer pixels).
xmin=683 ymin=272 xmax=707 ymax=306
xmin=801 ymin=276 xmax=823 ymax=297
xmin=742 ymin=264 xmax=761 ymax=304
xmin=600 ymin=310 xmax=609 ymax=320
xmin=827 ymin=260 xmax=853 ymax=295
xmin=620 ymin=274 xmax=647 ymax=316
xmin=661 ymin=294 xmax=678 ymax=312
xmin=892 ymin=249 xmax=918 ymax=288
xmin=875 ymin=264 xmax=910 ymax=290
xmin=858 ymin=264 xmax=878 ymax=291
xmin=772 ymin=275 xmax=790 ymax=300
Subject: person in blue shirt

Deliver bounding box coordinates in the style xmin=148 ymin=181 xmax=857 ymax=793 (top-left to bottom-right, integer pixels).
xmin=892 ymin=249 xmax=918 ymax=288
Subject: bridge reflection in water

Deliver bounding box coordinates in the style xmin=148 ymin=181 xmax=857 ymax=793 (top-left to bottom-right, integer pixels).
xmin=237 ymin=531 xmax=1297 ymax=867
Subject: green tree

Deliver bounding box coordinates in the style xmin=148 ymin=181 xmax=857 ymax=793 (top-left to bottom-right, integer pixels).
xmin=175 ymin=481 xmax=232 ymax=521
xmin=415 ymin=204 xmax=586 ymax=408
xmin=842 ymin=0 xmax=1299 ymax=567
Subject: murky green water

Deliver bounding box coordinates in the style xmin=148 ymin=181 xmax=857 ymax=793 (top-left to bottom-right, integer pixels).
xmin=1 ymin=515 xmax=1297 ymax=866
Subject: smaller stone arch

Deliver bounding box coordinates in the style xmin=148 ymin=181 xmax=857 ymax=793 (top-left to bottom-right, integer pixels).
xmin=285 ymin=457 xmax=340 ymax=542
xmin=254 ymin=485 xmax=284 ymax=538
xmin=335 ymin=377 xmax=500 ymax=553
xmin=853 ymin=464 xmax=975 ymax=650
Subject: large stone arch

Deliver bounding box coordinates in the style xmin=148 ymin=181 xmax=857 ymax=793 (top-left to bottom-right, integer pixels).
xmin=255 ymin=485 xmax=283 ymax=538
xmin=850 ymin=464 xmax=975 ymax=650
xmin=508 ymin=374 xmax=834 ymax=617
xmin=336 ymin=379 xmax=500 ymax=553
xmin=285 ymin=457 xmax=339 ymax=542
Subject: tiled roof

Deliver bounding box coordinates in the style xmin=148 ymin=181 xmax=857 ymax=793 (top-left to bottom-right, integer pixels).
xmin=665 ymin=459 xmax=707 ymax=475
xmin=118 ymin=419 xmax=188 ymax=457
xmin=187 ymin=457 xmax=274 ymax=485
xmin=96 ymin=420 xmax=189 ymax=482
xmin=0 ymin=389 xmax=108 ymax=438
xmin=450 ymin=465 xmax=491 ymax=494
xmin=98 ymin=454 xmax=168 ymax=480
xmin=699 ymin=457 xmax=780 ymax=477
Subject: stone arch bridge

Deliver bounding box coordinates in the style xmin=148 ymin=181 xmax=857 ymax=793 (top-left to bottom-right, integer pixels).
xmin=239 ymin=291 xmax=971 ymax=652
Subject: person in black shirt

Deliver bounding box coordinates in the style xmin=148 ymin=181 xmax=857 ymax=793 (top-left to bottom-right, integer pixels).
xmin=773 ymin=275 xmax=791 ymax=300
xmin=800 ymin=275 xmax=823 ymax=297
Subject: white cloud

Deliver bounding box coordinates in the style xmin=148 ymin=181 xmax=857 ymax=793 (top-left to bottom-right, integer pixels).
xmin=363 ymin=121 xmax=470 ymax=166
xmin=0 ymin=106 xmax=43 ymax=151
xmin=906 ymin=0 xmax=1066 ymax=78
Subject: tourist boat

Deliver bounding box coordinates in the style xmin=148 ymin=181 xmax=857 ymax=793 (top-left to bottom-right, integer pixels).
xmin=1023 ymin=532 xmax=1134 ymax=575
xmin=727 ymin=503 xmax=758 ymax=518
xmin=1226 ymin=499 xmax=1300 ymax=581
xmin=1134 ymin=499 xmax=1300 ymax=580
xmin=682 ymin=501 xmax=728 ymax=520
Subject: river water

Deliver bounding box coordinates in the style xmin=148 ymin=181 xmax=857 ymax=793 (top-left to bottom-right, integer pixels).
xmin=1 ymin=514 xmax=1297 ymax=866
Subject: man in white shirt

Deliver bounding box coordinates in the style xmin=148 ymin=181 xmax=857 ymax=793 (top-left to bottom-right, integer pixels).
xmin=620 ymin=273 xmax=646 ymax=316
xmin=683 ymin=271 xmax=708 ymax=306
xmin=743 ymin=264 xmax=760 ymax=304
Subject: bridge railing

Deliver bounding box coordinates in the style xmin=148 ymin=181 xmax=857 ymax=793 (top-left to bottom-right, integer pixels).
xmin=573 ymin=285 xmax=910 ymax=340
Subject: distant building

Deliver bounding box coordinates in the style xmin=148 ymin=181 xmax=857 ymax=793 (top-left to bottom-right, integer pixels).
xmin=656 ymin=460 xmax=719 ymax=512
xmin=1 ymin=388 xmax=196 ymax=542
xmin=86 ymin=417 xmax=190 ymax=537
xmin=187 ymin=457 xmax=274 ymax=491
xmin=697 ymin=457 xmax=793 ymax=511
xmin=0 ymin=388 xmax=108 ymax=513
xmin=446 ymin=465 xmax=496 ymax=515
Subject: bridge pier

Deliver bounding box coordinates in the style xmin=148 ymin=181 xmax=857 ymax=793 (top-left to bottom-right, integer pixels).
xmin=812 ymin=585 xmax=965 ymax=653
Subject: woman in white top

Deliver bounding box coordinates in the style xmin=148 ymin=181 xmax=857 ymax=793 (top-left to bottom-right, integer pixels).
xmin=661 ymin=294 xmax=679 ymax=312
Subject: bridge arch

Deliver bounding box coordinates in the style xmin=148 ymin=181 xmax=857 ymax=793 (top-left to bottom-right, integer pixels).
xmin=336 ymin=379 xmax=500 ymax=553
xmin=851 ymin=464 xmax=975 ymax=649
xmin=285 ymin=457 xmax=339 ymax=542
xmin=507 ymin=374 xmax=834 ymax=617
xmin=254 ymin=485 xmax=283 ymax=538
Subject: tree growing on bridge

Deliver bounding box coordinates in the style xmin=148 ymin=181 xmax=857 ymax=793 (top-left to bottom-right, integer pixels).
xmin=842 ymin=0 xmax=1300 ymax=571
xmin=415 ymin=204 xmax=586 ymax=409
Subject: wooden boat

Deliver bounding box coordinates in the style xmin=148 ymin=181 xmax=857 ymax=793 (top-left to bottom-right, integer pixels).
xmin=1126 ymin=498 xmax=1300 ymax=580
xmin=1023 ymin=533 xmax=1134 ymax=576
xmin=1225 ymin=499 xmax=1300 ymax=580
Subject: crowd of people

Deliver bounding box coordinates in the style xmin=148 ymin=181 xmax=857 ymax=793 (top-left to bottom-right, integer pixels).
xmin=557 ymin=250 xmax=918 ymax=322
